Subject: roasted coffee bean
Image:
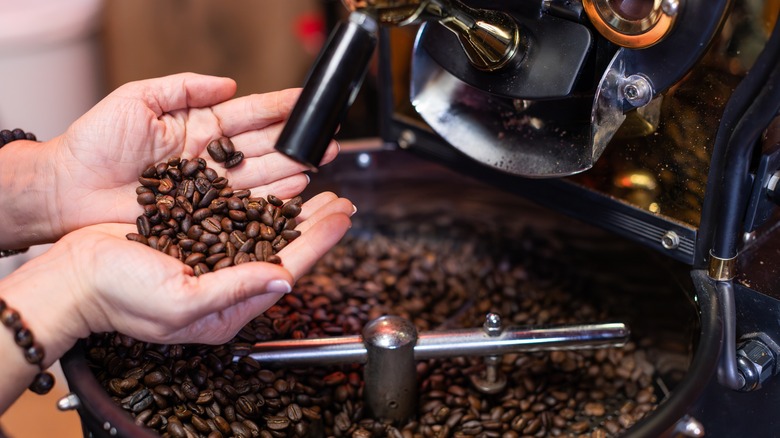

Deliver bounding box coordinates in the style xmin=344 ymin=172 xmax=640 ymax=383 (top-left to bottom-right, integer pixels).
xmin=235 ymin=395 xmax=259 ymax=419
xmin=126 ymin=233 xmax=149 ymax=245
xmin=136 ymin=216 xmax=151 ymax=237
xmin=178 ymin=179 xmax=196 ymax=200
xmin=137 ymin=191 xmax=157 ymax=205
xmin=224 ymin=151 xmax=244 ymax=169
xmin=280 ymin=229 xmax=301 ymax=242
xmin=167 ymin=421 xmax=187 ymax=438
xmin=230 ymin=421 xmax=252 ymax=437
xmin=158 ymin=177 xmax=175 ymax=194
xmin=207 ymin=139 xmax=229 ymax=163
xmin=201 ymin=217 xmax=221 ymax=234
xmin=267 ymin=416 xmax=290 ymax=431
xmin=138 ymin=176 xmax=160 ymax=188
xmin=176 ymin=195 xmax=195 ymax=215
xmin=280 ymin=202 xmax=301 ymax=219
xmin=181 ymin=160 xmax=200 ymax=177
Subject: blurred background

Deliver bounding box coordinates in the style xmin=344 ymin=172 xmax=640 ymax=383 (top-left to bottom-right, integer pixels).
xmin=0 ymin=1 xmax=377 ymax=436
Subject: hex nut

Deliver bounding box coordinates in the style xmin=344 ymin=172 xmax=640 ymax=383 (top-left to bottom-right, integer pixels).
xmin=737 ymin=339 xmax=775 ymax=390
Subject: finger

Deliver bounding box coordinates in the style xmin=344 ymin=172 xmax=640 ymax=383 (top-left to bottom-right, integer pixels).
xmin=230 ymin=124 xmax=341 ymax=167
xmin=278 ymin=213 xmax=352 ymax=280
xmin=225 ymin=151 xmax=311 ymax=188
xmin=186 ymin=260 xmax=294 ymax=319
xmin=294 ymin=196 xmax=355 ymax=233
xmin=296 ymin=192 xmax=339 ymax=221
xmin=121 ymin=73 xmax=238 ymax=116
xmin=182 ymin=292 xmax=290 ymax=345
xmin=236 ymin=174 xmax=310 ymax=200
xmin=211 ymin=88 xmax=302 ymax=137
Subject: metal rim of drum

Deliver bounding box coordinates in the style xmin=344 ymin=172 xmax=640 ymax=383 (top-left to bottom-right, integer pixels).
xmin=582 ymin=0 xmax=677 ymax=48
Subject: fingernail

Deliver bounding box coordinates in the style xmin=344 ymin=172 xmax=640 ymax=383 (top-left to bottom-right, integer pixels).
xmin=336 ymin=141 xmax=341 ymax=152
xmin=350 ymin=204 xmax=357 ymax=216
xmin=305 ymin=173 xmax=311 ymax=184
xmin=267 ymin=279 xmax=292 ymax=294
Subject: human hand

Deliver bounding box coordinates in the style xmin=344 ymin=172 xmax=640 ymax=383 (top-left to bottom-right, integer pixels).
xmin=0 ymin=191 xmax=353 ymax=365
xmin=0 ymin=73 xmax=339 ymax=247
xmin=0 ymin=191 xmax=351 ymax=412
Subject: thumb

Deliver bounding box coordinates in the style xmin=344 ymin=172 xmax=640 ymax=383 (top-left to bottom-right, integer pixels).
xmin=185 ymin=261 xmax=294 ymax=320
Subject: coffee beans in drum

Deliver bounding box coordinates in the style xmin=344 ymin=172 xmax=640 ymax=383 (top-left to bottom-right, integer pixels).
xmin=127 ymin=156 xmax=302 ymax=274
xmin=92 ymin=218 xmax=662 ymax=437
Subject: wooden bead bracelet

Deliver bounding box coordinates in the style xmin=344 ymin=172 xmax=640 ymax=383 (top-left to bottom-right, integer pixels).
xmin=0 ymin=298 xmax=55 ymax=394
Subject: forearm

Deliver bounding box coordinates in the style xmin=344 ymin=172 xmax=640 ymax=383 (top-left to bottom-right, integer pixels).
xmin=0 ymin=253 xmax=87 ymax=414
xmin=0 ymin=138 xmax=62 ymax=249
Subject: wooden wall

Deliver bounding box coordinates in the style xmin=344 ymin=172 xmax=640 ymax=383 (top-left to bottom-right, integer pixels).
xmin=101 ymin=0 xmax=325 ymax=96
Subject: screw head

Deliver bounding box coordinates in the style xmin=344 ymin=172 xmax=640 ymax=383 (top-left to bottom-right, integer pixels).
xmin=622 ymin=75 xmax=653 ymax=107
xmin=661 ymin=231 xmax=680 ymax=250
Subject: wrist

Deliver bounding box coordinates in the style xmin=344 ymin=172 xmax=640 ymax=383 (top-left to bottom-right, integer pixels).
xmin=0 ymin=136 xmax=62 ymax=248
xmin=0 ymin=249 xmax=90 ymax=369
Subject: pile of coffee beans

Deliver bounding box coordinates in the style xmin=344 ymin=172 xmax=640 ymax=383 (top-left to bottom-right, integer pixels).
xmin=126 ymin=155 xmax=302 ymax=274
xmin=90 ymin=216 xmax=662 ymax=437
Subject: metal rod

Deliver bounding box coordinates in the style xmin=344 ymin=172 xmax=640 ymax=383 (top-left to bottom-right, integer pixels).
xmin=242 ymin=322 xmax=629 ymax=365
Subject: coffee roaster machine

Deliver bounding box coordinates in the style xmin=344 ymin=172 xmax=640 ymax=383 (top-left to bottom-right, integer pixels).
xmin=60 ymin=0 xmax=780 ymax=436
xmin=271 ymin=0 xmax=780 ymax=435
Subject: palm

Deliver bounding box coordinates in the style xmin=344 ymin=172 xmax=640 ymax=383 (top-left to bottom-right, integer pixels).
xmin=48 ymin=73 xmax=327 ymax=239
xmin=67 ymin=191 xmax=353 ymax=345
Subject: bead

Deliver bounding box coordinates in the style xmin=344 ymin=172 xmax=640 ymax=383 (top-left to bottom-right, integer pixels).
xmin=14 ymin=327 xmax=33 ymax=348
xmin=11 ymin=128 xmax=26 ymax=140
xmin=0 ymin=298 xmax=6 ymax=313
xmin=25 ymin=132 xmax=36 ymax=141
xmin=24 ymin=343 xmax=45 ymax=365
xmin=29 ymin=372 xmax=55 ymax=395
xmin=1 ymin=308 xmax=21 ymax=330
xmin=0 ymin=130 xmax=12 ymax=144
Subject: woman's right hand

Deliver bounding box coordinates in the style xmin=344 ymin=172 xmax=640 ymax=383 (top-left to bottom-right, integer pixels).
xmin=0 ymin=191 xmax=352 ymax=404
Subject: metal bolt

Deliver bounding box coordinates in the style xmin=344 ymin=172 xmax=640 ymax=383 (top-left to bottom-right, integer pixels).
xmin=662 ymin=0 xmax=680 ymax=16
xmin=484 ymin=313 xmax=502 ymax=336
xmin=57 ymin=393 xmax=81 ymax=411
xmin=398 ymin=130 xmax=416 ymax=149
xmin=737 ymin=339 xmax=776 ymax=391
xmin=622 ymin=75 xmax=653 ymax=107
xmin=661 ymin=231 xmax=680 ymax=250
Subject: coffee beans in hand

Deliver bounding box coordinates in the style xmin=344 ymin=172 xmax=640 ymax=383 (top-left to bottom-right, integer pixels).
xmin=127 ymin=156 xmax=302 ymax=274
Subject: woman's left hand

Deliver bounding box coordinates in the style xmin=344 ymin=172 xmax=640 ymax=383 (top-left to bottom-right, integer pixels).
xmin=0 ymin=73 xmax=338 ymax=247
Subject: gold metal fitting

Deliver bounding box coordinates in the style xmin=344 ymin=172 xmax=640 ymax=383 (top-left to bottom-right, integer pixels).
xmin=708 ymin=251 xmax=737 ymax=281
xmin=583 ymin=0 xmax=679 ymax=48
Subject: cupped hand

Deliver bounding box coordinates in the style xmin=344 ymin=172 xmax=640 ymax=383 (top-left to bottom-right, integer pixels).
xmin=46 ymin=73 xmax=338 ymax=242
xmin=0 ymin=192 xmax=353 ymax=366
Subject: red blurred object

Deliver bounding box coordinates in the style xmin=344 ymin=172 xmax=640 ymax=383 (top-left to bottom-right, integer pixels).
xmin=295 ymin=12 xmax=326 ymax=55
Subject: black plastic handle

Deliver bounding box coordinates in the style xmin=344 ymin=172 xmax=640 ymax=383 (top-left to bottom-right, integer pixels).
xmin=274 ymin=12 xmax=378 ymax=170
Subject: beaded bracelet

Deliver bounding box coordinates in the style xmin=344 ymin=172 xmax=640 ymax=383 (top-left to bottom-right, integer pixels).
xmin=0 ymin=129 xmax=36 ymax=258
xmin=0 ymin=298 xmax=55 ymax=394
